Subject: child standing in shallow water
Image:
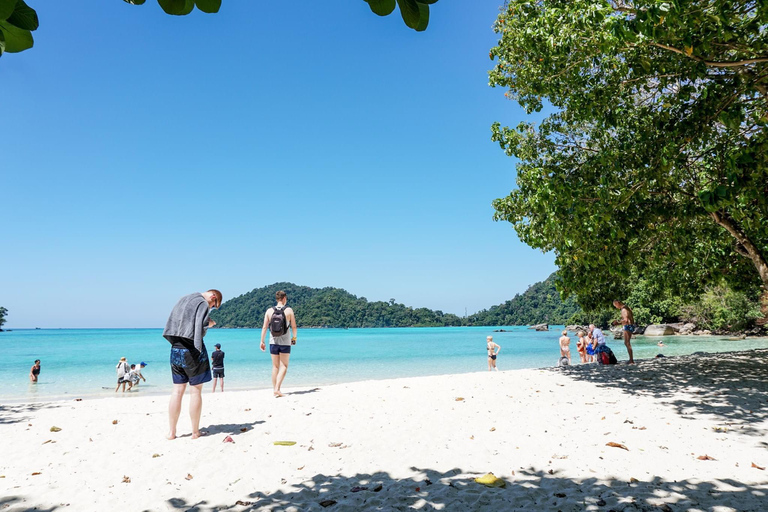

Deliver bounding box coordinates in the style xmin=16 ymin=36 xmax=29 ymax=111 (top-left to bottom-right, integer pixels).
xmin=559 ymin=330 xmax=571 ymax=364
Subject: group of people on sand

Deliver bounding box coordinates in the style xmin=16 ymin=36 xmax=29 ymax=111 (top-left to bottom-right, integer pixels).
xmin=115 ymin=358 xmax=147 ymax=392
xmin=558 ymin=300 xmax=637 ymax=365
xmin=163 ymin=289 xmax=298 ymax=440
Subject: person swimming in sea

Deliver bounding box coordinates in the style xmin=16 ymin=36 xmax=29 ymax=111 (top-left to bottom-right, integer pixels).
xmin=486 ymin=335 xmax=501 ymax=371
xmin=30 ymin=359 xmax=41 ymax=382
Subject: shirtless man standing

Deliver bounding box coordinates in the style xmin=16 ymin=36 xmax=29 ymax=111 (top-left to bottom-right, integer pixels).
xmin=613 ymin=300 xmax=636 ymax=364
xmin=559 ymin=330 xmax=571 ymax=364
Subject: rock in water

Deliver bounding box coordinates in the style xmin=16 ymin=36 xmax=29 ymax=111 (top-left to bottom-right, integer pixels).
xmin=644 ymin=324 xmax=676 ymax=336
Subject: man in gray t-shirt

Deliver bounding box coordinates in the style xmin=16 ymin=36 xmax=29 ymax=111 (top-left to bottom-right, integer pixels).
xmin=259 ymin=290 xmax=298 ymax=397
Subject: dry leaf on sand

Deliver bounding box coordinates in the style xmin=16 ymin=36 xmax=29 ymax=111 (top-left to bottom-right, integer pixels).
xmin=122 ymin=476 xmax=131 ymax=483
xmin=185 ymin=474 xmax=193 ymax=480
xmin=697 ymin=454 xmax=716 ymax=460
xmin=752 ymin=462 xmax=765 ymax=470
xmin=112 ymin=420 xmax=118 ymax=425
xmin=606 ymin=442 xmax=629 ymax=451
xmin=455 ymin=397 xmax=465 ymax=401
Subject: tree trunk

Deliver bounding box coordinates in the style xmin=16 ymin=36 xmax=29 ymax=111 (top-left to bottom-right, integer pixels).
xmin=710 ymin=211 xmax=768 ymax=325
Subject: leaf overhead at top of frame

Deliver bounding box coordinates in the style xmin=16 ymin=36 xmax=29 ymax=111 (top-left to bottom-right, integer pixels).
xmin=123 ymin=0 xmax=147 ymax=5
xmin=0 ymin=20 xmax=33 ymax=52
xmin=0 ymin=0 xmax=15 ymax=20
xmin=195 ymin=0 xmax=221 ymax=13
xmin=396 ymin=0 xmax=429 ymax=31
xmin=5 ymin=0 xmax=38 ymax=31
xmin=365 ymin=0 xmax=396 ymax=16
xmin=0 ymin=28 xmax=6 ymax=56
xmin=158 ymin=0 xmax=194 ymax=16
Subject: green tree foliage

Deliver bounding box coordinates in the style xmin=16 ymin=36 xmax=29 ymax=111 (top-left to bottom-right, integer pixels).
xmin=467 ymin=272 xmax=581 ymax=325
xmin=0 ymin=0 xmax=437 ymax=58
xmin=679 ymin=285 xmax=763 ymax=330
xmin=0 ymin=306 xmax=8 ymax=330
xmin=0 ymin=0 xmax=38 ymax=56
xmin=210 ymin=282 xmax=464 ymax=329
xmin=488 ymin=0 xmax=768 ymax=311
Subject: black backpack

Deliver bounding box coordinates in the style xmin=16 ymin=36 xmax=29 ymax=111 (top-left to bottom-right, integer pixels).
xmin=270 ymin=306 xmax=288 ymax=336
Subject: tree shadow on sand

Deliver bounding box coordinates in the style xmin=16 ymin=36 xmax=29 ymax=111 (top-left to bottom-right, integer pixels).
xmin=549 ymin=348 xmax=768 ymax=436
xmin=0 ymin=402 xmax=62 ymax=425
xmin=161 ymin=466 xmax=768 ymax=511
xmin=0 ymin=495 xmax=60 ymax=512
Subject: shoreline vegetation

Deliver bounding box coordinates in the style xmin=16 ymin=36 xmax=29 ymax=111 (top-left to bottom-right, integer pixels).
xmin=2 ymin=348 xmax=767 ymax=511
xmin=209 ymin=277 xmax=767 ymax=337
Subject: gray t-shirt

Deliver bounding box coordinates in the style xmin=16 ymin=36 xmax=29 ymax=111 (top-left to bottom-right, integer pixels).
xmin=268 ymin=306 xmax=292 ymax=346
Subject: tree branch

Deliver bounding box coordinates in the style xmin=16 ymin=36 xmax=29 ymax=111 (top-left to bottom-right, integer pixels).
xmin=650 ymin=42 xmax=768 ymax=68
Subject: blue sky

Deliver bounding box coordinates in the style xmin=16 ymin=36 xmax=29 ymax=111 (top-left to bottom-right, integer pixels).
xmin=0 ymin=0 xmax=555 ymax=328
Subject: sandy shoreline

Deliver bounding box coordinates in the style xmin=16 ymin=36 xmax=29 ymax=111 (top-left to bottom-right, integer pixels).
xmin=2 ymin=349 xmax=767 ymax=511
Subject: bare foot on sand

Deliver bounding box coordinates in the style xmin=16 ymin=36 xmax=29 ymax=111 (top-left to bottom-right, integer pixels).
xmin=166 ymin=432 xmax=176 ymax=440
xmin=191 ymin=431 xmax=206 ymax=439
xmin=274 ymin=390 xmax=283 ymax=398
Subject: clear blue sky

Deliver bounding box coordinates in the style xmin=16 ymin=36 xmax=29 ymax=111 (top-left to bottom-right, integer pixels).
xmin=0 ymin=0 xmax=555 ymax=328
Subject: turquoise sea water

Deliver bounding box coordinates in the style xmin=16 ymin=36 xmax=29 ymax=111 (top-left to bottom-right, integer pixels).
xmin=3 ymin=326 xmax=768 ymax=403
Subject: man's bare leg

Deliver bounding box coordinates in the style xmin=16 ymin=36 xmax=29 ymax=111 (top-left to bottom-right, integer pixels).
xmin=211 ymin=377 xmax=217 ymax=393
xmin=188 ymin=383 xmax=204 ymax=438
xmin=624 ymin=331 xmax=635 ymax=364
xmin=167 ymin=383 xmax=187 ymax=440
xmin=275 ymin=353 xmax=290 ymax=397
xmin=271 ymin=354 xmax=281 ymax=396
xmin=219 ymin=378 xmax=224 ymax=392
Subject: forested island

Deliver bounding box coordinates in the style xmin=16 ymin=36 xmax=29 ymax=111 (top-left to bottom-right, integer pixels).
xmin=211 ymin=273 xmax=764 ymax=332
xmin=211 ymin=275 xmax=580 ymax=329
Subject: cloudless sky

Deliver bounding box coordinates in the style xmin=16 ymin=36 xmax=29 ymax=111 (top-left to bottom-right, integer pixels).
xmin=0 ymin=0 xmax=555 ymax=328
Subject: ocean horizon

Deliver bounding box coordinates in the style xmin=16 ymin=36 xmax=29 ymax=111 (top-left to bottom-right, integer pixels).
xmin=4 ymin=326 xmax=768 ymax=403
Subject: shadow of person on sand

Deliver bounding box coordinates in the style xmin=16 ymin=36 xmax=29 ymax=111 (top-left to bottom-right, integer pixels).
xmin=287 ymin=387 xmax=321 ymax=396
xmin=549 ymin=348 xmax=768 ymax=436
xmin=162 ymin=465 xmax=768 ymax=511
xmin=0 ymin=402 xmax=62 ymax=425
xmin=200 ymin=420 xmax=265 ymax=437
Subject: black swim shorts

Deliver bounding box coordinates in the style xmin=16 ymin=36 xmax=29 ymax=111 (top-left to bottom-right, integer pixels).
xmin=212 ymin=368 xmax=224 ymax=378
xmin=169 ymin=342 xmax=212 ymax=386
xmin=269 ymin=344 xmax=291 ymax=355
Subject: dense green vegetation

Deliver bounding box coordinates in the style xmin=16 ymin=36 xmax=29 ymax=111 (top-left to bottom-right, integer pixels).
xmin=0 ymin=306 xmax=7 ymax=330
xmin=211 ymin=275 xmax=581 ymax=328
xmin=210 ymin=282 xmax=465 ymax=329
xmin=489 ymin=0 xmax=768 ymax=314
xmin=0 ymin=0 xmax=437 ymax=58
xmin=467 ymin=273 xmax=581 ymax=325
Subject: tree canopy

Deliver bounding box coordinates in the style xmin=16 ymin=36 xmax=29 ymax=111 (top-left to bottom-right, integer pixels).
xmin=0 ymin=306 xmax=7 ymax=330
xmin=0 ymin=0 xmax=438 ymax=58
xmin=488 ymin=0 xmax=768 ymax=313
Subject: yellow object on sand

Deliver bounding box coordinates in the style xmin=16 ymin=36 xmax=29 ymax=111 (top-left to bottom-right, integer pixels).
xmin=474 ymin=472 xmax=506 ymax=487
xmin=273 ymin=441 xmax=297 ymax=446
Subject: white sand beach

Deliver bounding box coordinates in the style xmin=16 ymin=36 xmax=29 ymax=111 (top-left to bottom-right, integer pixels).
xmin=2 ymin=349 xmax=767 ymax=511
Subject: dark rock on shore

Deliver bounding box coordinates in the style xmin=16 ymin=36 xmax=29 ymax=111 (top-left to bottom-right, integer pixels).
xmin=529 ymin=323 xmax=549 ymax=331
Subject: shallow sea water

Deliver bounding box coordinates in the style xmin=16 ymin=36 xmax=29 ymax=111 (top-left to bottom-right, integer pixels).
xmin=2 ymin=326 xmax=767 ymax=402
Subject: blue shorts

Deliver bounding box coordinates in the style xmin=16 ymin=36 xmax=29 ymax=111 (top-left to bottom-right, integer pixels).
xmin=212 ymin=368 xmax=224 ymax=378
xmin=623 ymin=325 xmax=636 ymax=333
xmin=170 ymin=346 xmax=212 ymax=386
xmin=269 ymin=344 xmax=291 ymax=355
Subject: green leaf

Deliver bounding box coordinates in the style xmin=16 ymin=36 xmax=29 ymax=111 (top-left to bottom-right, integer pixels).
xmin=365 ymin=0 xmax=396 ymax=16
xmin=0 ymin=20 xmax=32 ymax=52
xmin=397 ymin=0 xmax=429 ymax=31
xmin=123 ymin=0 xmax=147 ymax=4
xmin=6 ymin=0 xmax=38 ymax=31
xmin=158 ymin=0 xmax=194 ymax=15
xmin=0 ymin=0 xmax=15 ymax=20
xmin=195 ymin=0 xmax=220 ymax=13
xmin=0 ymin=28 xmax=5 ymax=56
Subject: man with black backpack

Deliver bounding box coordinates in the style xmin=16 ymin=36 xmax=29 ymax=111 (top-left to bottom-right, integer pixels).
xmin=259 ymin=290 xmax=298 ymax=397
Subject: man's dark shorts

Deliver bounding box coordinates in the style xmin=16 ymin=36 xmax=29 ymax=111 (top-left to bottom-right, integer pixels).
xmin=166 ymin=336 xmax=212 ymax=386
xmin=212 ymin=368 xmax=224 ymax=378
xmin=269 ymin=344 xmax=291 ymax=355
